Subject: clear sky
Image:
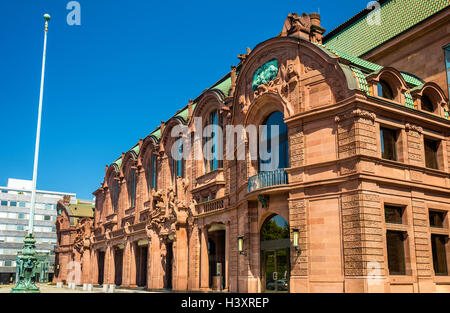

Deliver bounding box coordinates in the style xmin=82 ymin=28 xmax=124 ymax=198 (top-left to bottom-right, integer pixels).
xmin=0 ymin=0 xmax=370 ymax=199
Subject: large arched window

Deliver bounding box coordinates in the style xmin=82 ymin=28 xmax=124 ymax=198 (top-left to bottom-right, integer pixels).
xmin=127 ymin=168 xmax=136 ymax=208
xmin=259 ymin=111 xmax=288 ymax=172
xmin=151 ymin=154 xmax=158 ymax=190
xmin=204 ymin=110 xmax=223 ymax=173
xmin=112 ymin=179 xmax=119 ymax=212
xmin=171 ymin=135 xmax=185 ymax=181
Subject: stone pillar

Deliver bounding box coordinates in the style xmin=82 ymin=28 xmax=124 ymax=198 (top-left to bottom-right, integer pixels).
xmin=81 ymin=248 xmax=91 ymax=285
xmin=225 ymin=222 xmax=230 ymax=290
xmin=121 ymin=241 xmax=130 ymax=287
xmin=105 ymin=245 xmax=114 ymax=285
xmin=129 ymin=242 xmax=137 ymax=287
xmin=173 ymin=227 xmax=188 ymax=291
xmin=90 ymin=249 xmax=99 ymax=285
xmin=200 ymin=227 xmax=209 ymax=290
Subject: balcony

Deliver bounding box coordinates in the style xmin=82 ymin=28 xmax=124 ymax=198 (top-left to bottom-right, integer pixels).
xmin=248 ymin=169 xmax=288 ymax=193
xmin=196 ymin=196 xmax=226 ymax=215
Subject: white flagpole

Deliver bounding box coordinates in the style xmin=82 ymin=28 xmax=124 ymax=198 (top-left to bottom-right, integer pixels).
xmin=28 ymin=14 xmax=50 ymax=235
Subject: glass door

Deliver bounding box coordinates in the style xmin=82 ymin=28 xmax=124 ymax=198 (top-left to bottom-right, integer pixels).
xmin=263 ymin=249 xmax=289 ymax=292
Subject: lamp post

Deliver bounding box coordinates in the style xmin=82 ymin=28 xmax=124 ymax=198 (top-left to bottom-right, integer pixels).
xmin=11 ymin=13 xmax=51 ymax=293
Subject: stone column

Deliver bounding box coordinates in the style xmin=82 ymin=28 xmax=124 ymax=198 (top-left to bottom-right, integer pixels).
xmin=105 ymin=245 xmax=114 ymax=285
xmin=81 ymin=248 xmax=91 ymax=285
xmin=225 ymin=221 xmax=230 ymax=290
xmin=129 ymin=242 xmax=137 ymax=287
xmin=146 ymin=240 xmax=152 ymax=290
xmin=122 ymin=241 xmax=131 ymax=287
xmin=200 ymin=226 xmax=209 ymax=290
xmin=173 ymin=227 xmax=188 ymax=291
xmin=90 ymin=249 xmax=99 ymax=285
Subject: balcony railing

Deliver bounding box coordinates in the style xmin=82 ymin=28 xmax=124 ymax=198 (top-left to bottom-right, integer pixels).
xmin=248 ymin=169 xmax=288 ymax=193
xmin=196 ymin=197 xmax=226 ymax=215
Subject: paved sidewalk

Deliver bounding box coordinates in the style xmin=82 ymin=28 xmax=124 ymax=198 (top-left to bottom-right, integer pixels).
xmin=0 ymin=283 xmax=160 ymax=293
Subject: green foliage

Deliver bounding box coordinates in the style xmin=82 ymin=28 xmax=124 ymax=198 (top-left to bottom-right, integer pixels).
xmin=261 ymin=216 xmax=289 ymax=241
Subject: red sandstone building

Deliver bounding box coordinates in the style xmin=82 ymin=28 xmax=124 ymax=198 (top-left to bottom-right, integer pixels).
xmin=55 ymin=1 xmax=450 ymax=292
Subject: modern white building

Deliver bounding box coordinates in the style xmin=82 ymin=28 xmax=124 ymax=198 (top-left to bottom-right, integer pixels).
xmin=0 ymin=178 xmax=92 ymax=284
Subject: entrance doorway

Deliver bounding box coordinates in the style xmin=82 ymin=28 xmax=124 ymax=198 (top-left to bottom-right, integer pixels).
xmin=135 ymin=244 xmax=148 ymax=287
xmin=114 ymin=248 xmax=123 ymax=286
xmin=165 ymin=242 xmax=173 ymax=290
xmin=260 ymin=214 xmax=290 ymax=293
xmin=208 ymin=223 xmax=226 ymax=290
xmin=97 ymin=251 xmax=105 ymax=285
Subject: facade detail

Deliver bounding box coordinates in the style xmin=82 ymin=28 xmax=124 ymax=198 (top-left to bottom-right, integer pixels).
xmin=56 ymin=2 xmax=450 ymax=292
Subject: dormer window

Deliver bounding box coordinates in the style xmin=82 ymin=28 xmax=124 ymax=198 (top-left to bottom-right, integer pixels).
xmin=421 ymin=95 xmax=434 ymax=113
xmin=377 ymin=80 xmax=394 ymax=100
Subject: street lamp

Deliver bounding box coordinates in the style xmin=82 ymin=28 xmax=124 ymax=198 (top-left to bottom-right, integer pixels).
xmin=292 ymin=228 xmax=301 ymax=255
xmin=237 ymin=236 xmax=246 ymax=256
xmin=11 ymin=13 xmax=51 ymax=293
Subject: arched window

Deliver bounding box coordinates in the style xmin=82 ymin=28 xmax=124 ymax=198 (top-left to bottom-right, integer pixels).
xmin=259 ymin=111 xmax=288 ymax=172
xmin=127 ymin=168 xmax=136 ymax=208
xmin=260 ymin=214 xmax=290 ymax=292
xmin=112 ymin=179 xmax=119 ymax=212
xmin=151 ymin=154 xmax=158 ymax=190
xmin=204 ymin=110 xmax=223 ymax=173
xmin=171 ymin=135 xmax=185 ymax=181
xmin=377 ymin=80 xmax=394 ymax=100
xmin=421 ymin=95 xmax=434 ymax=113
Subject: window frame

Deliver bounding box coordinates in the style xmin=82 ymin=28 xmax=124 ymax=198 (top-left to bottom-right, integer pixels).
xmin=380 ymin=126 xmax=398 ymax=161
xmin=424 ymin=137 xmax=440 ymax=170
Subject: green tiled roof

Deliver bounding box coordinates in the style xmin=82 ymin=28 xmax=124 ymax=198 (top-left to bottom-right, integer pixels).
xmin=211 ymin=77 xmax=232 ymax=96
xmin=150 ymin=128 xmax=161 ymax=140
xmin=131 ymin=144 xmax=140 ymax=156
xmin=351 ymin=67 xmax=370 ymax=95
xmin=323 ymin=0 xmax=450 ymax=57
xmin=315 ymin=43 xmax=383 ymax=72
xmin=401 ymin=73 xmax=424 ymax=87
xmin=113 ymin=157 xmax=122 ymax=169
xmin=404 ymin=91 xmax=415 ymax=109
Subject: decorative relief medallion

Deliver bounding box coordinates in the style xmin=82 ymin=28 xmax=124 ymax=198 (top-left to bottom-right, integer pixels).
xmin=252 ymin=59 xmax=279 ymax=91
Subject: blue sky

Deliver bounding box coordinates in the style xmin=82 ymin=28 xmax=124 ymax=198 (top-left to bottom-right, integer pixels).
xmin=0 ymin=0 xmax=369 ymax=199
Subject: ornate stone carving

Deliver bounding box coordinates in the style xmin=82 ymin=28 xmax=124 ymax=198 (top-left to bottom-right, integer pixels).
xmin=335 ymin=109 xmax=376 ymax=123
xmin=237 ymin=47 xmax=252 ymax=63
xmin=405 ymin=123 xmax=423 ymax=134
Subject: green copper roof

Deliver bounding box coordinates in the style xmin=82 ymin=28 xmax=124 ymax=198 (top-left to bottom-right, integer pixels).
xmin=404 ymin=91 xmax=415 ymax=109
xmin=131 ymin=144 xmax=140 ymax=156
xmin=401 ymin=73 xmax=424 ymax=87
xmin=315 ymin=43 xmax=383 ymax=73
xmin=150 ymin=127 xmax=161 ymax=140
xmin=175 ymin=106 xmax=190 ymax=121
xmin=351 ymin=67 xmax=370 ymax=95
xmin=323 ymin=0 xmax=450 ymax=57
xmin=211 ymin=76 xmax=232 ymax=96
xmin=113 ymin=157 xmax=122 ymax=169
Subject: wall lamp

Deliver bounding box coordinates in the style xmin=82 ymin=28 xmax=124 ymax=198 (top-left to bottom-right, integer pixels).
xmin=292 ymin=228 xmax=301 ymax=255
xmin=237 ymin=236 xmax=247 ymax=256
